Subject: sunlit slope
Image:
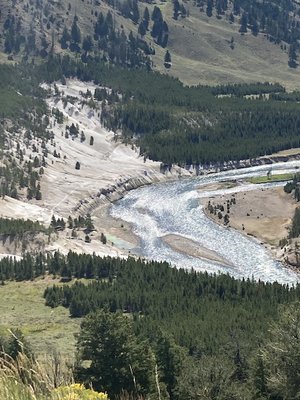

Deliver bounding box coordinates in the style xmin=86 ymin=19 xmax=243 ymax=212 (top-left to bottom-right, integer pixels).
xmin=152 ymin=2 xmax=300 ymax=88
xmin=0 ymin=0 xmax=299 ymax=87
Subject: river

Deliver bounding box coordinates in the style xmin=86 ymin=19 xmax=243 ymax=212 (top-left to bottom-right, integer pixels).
xmin=110 ymin=161 xmax=300 ymax=284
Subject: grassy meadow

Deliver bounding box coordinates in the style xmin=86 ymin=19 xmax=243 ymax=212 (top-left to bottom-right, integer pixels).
xmin=249 ymin=173 xmax=294 ymax=184
xmin=0 ymin=279 xmax=80 ymax=360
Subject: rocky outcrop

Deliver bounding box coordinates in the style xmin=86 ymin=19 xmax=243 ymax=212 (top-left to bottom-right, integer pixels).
xmin=72 ymin=151 xmax=300 ymax=216
xmin=73 ymin=171 xmax=179 ymax=215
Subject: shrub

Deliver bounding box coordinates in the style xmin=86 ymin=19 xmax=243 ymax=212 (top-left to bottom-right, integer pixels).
xmin=53 ymin=383 xmax=108 ymax=400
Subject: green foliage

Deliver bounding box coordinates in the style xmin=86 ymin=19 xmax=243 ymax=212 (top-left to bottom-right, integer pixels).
xmin=249 ymin=173 xmax=294 ymax=184
xmin=71 ymin=17 xmax=81 ymax=45
xmin=0 ymin=329 xmax=33 ymax=361
xmin=50 ymin=216 xmax=66 ymax=231
xmin=0 ymin=88 xmax=32 ymax=118
xmin=284 ymin=173 xmax=300 ymax=199
xmin=270 ymin=91 xmax=300 ymax=102
xmin=0 ymin=63 xmax=49 ymax=199
xmin=283 ymin=174 xmax=300 ymax=238
xmin=53 ymin=384 xmax=108 ymax=399
xmin=92 ymin=10 xmax=151 ymax=68
xmin=200 ymin=0 xmax=300 ymax=62
xmin=164 ymin=50 xmax=171 ymax=69
xmin=0 ymin=217 xmax=46 ymax=236
xmin=100 ymin=233 xmax=107 ymax=244
xmin=37 ymin=56 xmax=300 ymax=165
xmin=289 ymin=207 xmax=300 ymax=238
xmin=42 ymin=253 xmax=300 ymax=359
xmin=262 ymin=303 xmax=300 ymax=399
xmin=0 ymin=253 xmax=47 ymax=281
xmin=1 ymin=251 xmax=300 ymax=398
xmin=74 ymin=310 xmax=156 ymax=399
xmin=0 ymin=64 xmax=46 ymax=120
xmin=41 ymin=253 xmax=300 ymax=399
xmin=210 ymin=82 xmax=285 ymax=97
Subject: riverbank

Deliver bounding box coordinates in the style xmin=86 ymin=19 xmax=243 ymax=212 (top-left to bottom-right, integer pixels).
xmin=162 ymin=234 xmax=234 ymax=267
xmin=201 ymin=182 xmax=297 ymax=265
xmin=2 ymin=78 xmax=300 ymax=261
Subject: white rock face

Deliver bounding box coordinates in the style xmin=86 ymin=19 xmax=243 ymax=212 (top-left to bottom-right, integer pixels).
xmin=0 ymin=79 xmax=185 ymax=259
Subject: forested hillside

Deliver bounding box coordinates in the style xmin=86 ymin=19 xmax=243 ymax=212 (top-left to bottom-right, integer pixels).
xmin=1 ymin=2 xmax=300 ymax=399
xmin=1 ymin=0 xmax=300 ymax=86
xmin=35 ymin=55 xmax=300 ymax=165
xmin=0 ymin=63 xmax=49 ymax=199
xmin=0 ymin=252 xmax=299 ymax=399
xmin=3 ymin=54 xmax=300 ymax=182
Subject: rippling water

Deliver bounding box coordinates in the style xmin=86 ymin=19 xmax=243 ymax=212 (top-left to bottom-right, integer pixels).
xmin=110 ymin=162 xmax=300 ymax=284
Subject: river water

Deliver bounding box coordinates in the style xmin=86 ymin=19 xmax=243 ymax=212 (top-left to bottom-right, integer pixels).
xmin=110 ymin=161 xmax=300 ymax=284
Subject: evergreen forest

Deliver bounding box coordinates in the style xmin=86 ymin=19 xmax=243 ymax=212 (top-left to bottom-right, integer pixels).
xmin=0 ymin=251 xmax=299 ymax=399
xmin=36 ymin=55 xmax=300 ymax=166
xmin=1 ymin=1 xmax=300 ymax=397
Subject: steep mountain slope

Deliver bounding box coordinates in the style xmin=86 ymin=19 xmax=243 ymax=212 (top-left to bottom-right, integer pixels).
xmin=155 ymin=2 xmax=300 ymax=88
xmin=2 ymin=0 xmax=300 ymax=261
xmin=1 ymin=0 xmax=300 ymax=87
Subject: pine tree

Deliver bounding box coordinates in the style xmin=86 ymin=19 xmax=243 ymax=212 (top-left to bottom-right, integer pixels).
xmin=262 ymin=304 xmax=300 ymax=398
xmin=70 ymin=16 xmax=81 ymax=52
xmin=164 ymin=50 xmax=172 ymax=69
xmin=131 ymin=0 xmax=140 ymax=24
xmin=138 ymin=21 xmax=146 ymax=36
xmin=288 ymin=43 xmax=298 ymax=68
xmin=173 ymin=0 xmax=180 ymax=20
xmin=206 ymin=0 xmax=213 ymax=17
xmin=74 ymin=310 xmax=156 ymax=398
xmin=152 ymin=6 xmax=162 ymax=22
xmin=239 ymin=13 xmax=248 ymax=33
xmin=82 ymin=36 xmax=93 ymax=53
xmin=233 ymin=0 xmax=241 ymax=15
xmin=143 ymin=7 xmax=150 ymax=30
xmin=251 ymin=20 xmax=259 ymax=36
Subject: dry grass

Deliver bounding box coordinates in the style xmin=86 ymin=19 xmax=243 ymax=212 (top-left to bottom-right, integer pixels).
xmin=0 ymin=345 xmax=142 ymax=400
xmin=0 ymin=348 xmax=72 ymax=399
xmin=150 ymin=2 xmax=300 ymax=88
xmin=205 ymin=186 xmax=297 ymax=246
xmin=270 ymin=148 xmax=300 ymax=157
xmin=4 ymin=0 xmax=300 ymax=88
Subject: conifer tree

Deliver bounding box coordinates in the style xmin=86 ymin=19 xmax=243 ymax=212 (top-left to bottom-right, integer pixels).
xmin=70 ymin=16 xmax=81 ymax=52
xmin=143 ymin=7 xmax=150 ymax=30
xmin=164 ymin=50 xmax=172 ymax=68
xmin=206 ymin=0 xmax=213 ymax=17
xmin=74 ymin=310 xmax=156 ymax=398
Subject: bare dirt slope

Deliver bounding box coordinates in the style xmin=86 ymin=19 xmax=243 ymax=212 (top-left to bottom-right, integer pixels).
xmin=203 ymin=183 xmax=297 ymax=261
xmin=42 ymin=80 xmax=164 ymax=216
xmin=0 ymin=79 xmax=185 ymax=259
xmin=219 ymin=187 xmax=295 ymax=245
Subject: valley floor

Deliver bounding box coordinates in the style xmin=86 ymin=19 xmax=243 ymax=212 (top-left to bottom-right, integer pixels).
xmin=0 ymin=79 xmax=186 ymax=260
xmin=202 ymin=182 xmax=298 ymax=266
xmin=1 ymin=78 xmax=300 ymax=358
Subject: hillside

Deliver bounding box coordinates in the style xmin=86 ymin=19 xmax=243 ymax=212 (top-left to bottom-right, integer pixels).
xmin=1 ymin=0 xmax=300 ymax=87
xmin=0 ymin=75 xmax=188 ymax=260
xmin=1 ymin=2 xmax=300 ymax=399
xmin=159 ymin=2 xmax=300 ymax=88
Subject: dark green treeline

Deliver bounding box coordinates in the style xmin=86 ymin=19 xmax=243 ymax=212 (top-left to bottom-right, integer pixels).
xmin=37 ymin=56 xmax=300 ymax=165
